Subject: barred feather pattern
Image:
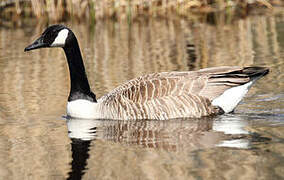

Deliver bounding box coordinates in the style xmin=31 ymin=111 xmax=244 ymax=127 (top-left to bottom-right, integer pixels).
xmin=92 ymin=66 xmax=268 ymax=120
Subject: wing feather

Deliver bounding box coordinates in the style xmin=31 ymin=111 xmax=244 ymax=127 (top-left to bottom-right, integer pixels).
xmin=98 ymin=66 xmax=266 ymax=119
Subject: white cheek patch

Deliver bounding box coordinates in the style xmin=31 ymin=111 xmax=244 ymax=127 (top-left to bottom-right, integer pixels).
xmin=51 ymin=29 xmax=69 ymax=47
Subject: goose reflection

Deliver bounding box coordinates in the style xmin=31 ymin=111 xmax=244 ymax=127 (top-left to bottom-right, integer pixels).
xmin=66 ymin=117 xmax=221 ymax=150
xmin=66 ymin=117 xmax=217 ymax=179
xmin=66 ymin=119 xmax=96 ymax=180
xmin=65 ymin=116 xmax=251 ymax=179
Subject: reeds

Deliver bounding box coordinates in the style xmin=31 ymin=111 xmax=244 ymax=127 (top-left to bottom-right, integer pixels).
xmin=0 ymin=0 xmax=277 ymax=21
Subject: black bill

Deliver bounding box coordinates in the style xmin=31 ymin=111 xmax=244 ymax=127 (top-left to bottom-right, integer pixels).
xmin=24 ymin=36 xmax=48 ymax=52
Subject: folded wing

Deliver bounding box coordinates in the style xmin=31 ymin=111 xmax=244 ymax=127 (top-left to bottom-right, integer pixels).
xmin=98 ymin=66 xmax=269 ymax=120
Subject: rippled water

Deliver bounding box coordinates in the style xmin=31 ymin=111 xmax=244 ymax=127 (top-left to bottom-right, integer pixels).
xmin=0 ymin=10 xmax=284 ymax=179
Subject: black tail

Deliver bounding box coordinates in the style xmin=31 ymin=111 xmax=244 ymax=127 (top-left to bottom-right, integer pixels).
xmin=242 ymin=67 xmax=269 ymax=79
xmin=215 ymin=66 xmax=270 ymax=81
xmin=207 ymin=66 xmax=269 ymax=88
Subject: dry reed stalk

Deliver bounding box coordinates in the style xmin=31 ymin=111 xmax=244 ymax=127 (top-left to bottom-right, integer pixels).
xmin=30 ymin=0 xmax=45 ymax=18
xmin=15 ymin=0 xmax=21 ymax=14
xmin=66 ymin=0 xmax=89 ymax=18
xmin=0 ymin=0 xmax=276 ymax=21
xmin=46 ymin=0 xmax=64 ymax=21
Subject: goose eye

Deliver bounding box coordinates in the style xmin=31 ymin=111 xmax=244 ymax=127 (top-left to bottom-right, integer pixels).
xmin=43 ymin=33 xmax=54 ymax=44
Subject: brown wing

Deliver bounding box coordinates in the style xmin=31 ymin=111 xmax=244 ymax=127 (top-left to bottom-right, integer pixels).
xmin=98 ymin=66 xmax=268 ymax=120
xmin=98 ymin=71 xmax=214 ymax=119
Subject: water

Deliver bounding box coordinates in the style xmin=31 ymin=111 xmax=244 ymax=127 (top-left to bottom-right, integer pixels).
xmin=0 ymin=10 xmax=284 ymax=179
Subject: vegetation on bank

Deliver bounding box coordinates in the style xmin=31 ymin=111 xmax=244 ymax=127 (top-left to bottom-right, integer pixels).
xmin=0 ymin=0 xmax=281 ymax=21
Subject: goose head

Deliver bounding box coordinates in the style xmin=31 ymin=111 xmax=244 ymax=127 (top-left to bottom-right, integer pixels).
xmin=24 ymin=24 xmax=72 ymax=51
xmin=25 ymin=24 xmax=96 ymax=105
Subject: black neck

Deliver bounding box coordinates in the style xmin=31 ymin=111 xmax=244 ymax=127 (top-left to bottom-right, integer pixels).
xmin=63 ymin=34 xmax=96 ymax=102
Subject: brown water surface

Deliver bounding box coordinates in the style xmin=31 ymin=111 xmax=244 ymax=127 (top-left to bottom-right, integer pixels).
xmin=0 ymin=11 xmax=284 ymax=180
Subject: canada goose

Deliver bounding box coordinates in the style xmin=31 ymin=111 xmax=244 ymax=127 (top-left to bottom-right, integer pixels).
xmin=24 ymin=25 xmax=269 ymax=120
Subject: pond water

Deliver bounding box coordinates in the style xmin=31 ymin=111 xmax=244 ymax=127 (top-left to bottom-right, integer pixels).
xmin=0 ymin=10 xmax=284 ymax=180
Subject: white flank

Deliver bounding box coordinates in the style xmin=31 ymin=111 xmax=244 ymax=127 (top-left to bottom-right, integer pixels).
xmin=67 ymin=99 xmax=100 ymax=119
xmin=51 ymin=29 xmax=69 ymax=47
xmin=212 ymin=80 xmax=255 ymax=113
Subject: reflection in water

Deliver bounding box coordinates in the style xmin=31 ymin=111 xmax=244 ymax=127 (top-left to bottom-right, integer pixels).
xmin=213 ymin=115 xmax=249 ymax=135
xmin=66 ymin=117 xmax=220 ymax=179
xmin=217 ymin=139 xmax=250 ymax=149
xmin=67 ymin=117 xmax=221 ymax=151
xmin=68 ymin=119 xmax=98 ymax=141
xmin=66 ymin=115 xmax=271 ymax=179
xmin=213 ymin=115 xmax=250 ymax=149
xmin=67 ymin=115 xmax=256 ymax=151
xmin=67 ymin=119 xmax=96 ymax=180
xmin=66 ymin=115 xmax=253 ymax=179
xmin=67 ymin=139 xmax=91 ymax=180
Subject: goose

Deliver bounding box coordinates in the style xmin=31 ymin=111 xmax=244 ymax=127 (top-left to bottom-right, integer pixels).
xmin=24 ymin=25 xmax=269 ymax=120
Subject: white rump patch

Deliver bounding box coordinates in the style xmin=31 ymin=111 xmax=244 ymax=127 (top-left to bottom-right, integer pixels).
xmin=67 ymin=99 xmax=100 ymax=119
xmin=212 ymin=80 xmax=255 ymax=113
xmin=51 ymin=29 xmax=69 ymax=47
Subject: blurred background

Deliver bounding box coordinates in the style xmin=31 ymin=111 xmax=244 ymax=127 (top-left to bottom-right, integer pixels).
xmin=0 ymin=0 xmax=284 ymax=179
